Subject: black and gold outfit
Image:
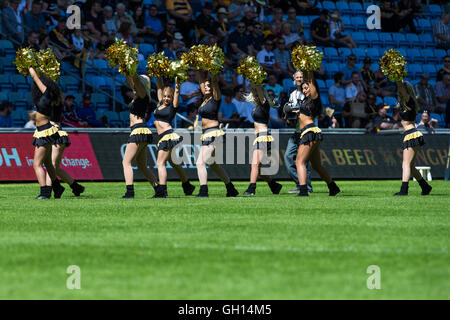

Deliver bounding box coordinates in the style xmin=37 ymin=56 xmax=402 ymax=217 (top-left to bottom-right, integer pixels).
xmin=51 ymin=102 xmax=71 ymax=147
xmin=127 ymin=95 xmax=153 ymax=144
xmin=398 ymin=85 xmax=424 ymax=150
xmin=252 ymin=101 xmax=274 ymax=151
xmin=299 ymin=97 xmax=323 ymax=145
xmin=199 ymin=98 xmax=225 ymax=146
xmin=154 ymin=104 xmax=183 ymax=151
xmin=31 ymin=84 xmax=61 ymax=147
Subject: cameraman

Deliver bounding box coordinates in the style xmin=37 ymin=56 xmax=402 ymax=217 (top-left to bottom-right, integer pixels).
xmin=283 ymin=71 xmax=313 ymax=193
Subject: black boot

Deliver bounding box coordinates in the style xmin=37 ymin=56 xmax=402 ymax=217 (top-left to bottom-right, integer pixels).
xmin=182 ymin=181 xmax=195 ymax=196
xmin=297 ymin=184 xmax=309 ymax=197
xmin=328 ymin=181 xmax=340 ymax=196
xmin=36 ymin=186 xmax=51 ymax=199
xmin=394 ymin=182 xmax=408 ymax=196
xmin=122 ymin=185 xmax=135 ymax=198
xmin=153 ymin=184 xmax=167 ymax=198
xmin=268 ymin=180 xmax=282 ymax=194
xmin=418 ymin=178 xmax=432 ymax=195
xmin=197 ymin=185 xmax=209 ymax=198
xmin=70 ymin=181 xmax=85 ymax=196
xmin=226 ymin=182 xmax=239 ymax=197
xmin=243 ymin=183 xmax=256 ymax=195
xmin=52 ymin=179 xmax=65 ymax=199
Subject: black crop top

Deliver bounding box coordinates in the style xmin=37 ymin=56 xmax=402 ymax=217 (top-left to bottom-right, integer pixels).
xmin=50 ymin=102 xmax=63 ymax=123
xmin=300 ymin=97 xmax=322 ymax=118
xmin=198 ymin=98 xmax=221 ymax=121
xmin=398 ymin=96 xmax=418 ymax=122
xmin=129 ymin=95 xmax=152 ymax=118
xmin=252 ymin=101 xmax=270 ymax=125
xmin=34 ymin=88 xmax=58 ymax=118
xmin=154 ymin=104 xmax=176 ymax=123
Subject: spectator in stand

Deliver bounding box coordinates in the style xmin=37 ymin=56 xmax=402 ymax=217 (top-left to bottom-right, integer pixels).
xmin=257 ymin=38 xmax=277 ymax=74
xmin=342 ymin=90 xmax=368 ymax=128
xmin=360 ymin=57 xmax=375 ymax=91
xmin=61 ymin=95 xmax=89 ymax=128
xmin=364 ymin=93 xmax=379 ymax=132
xmin=24 ymin=31 xmax=40 ymax=50
xmin=180 ymin=70 xmax=202 ymax=109
xmin=24 ymin=1 xmax=46 ymax=35
xmin=228 ymin=0 xmax=246 ymax=26
xmin=163 ymin=33 xmax=185 ymax=60
xmin=270 ymin=8 xmax=284 ymax=38
xmin=216 ymin=7 xmax=230 ymax=42
xmin=374 ymin=105 xmax=401 ymax=130
xmin=196 ymin=2 xmax=220 ymax=41
xmin=397 ymin=0 xmax=419 ymax=33
xmin=232 ymin=85 xmax=254 ymax=128
xmin=345 ymin=72 xmax=365 ymax=102
xmin=328 ymin=72 xmax=346 ymax=112
xmin=166 ymin=0 xmax=194 ymax=43
xmin=103 ymin=6 xmax=117 ymax=37
xmin=273 ymin=37 xmax=295 ymax=79
xmin=374 ymin=67 xmax=397 ymax=97
xmin=415 ymin=73 xmax=439 ymax=113
xmin=437 ymin=56 xmax=450 ymax=82
xmin=158 ymin=19 xmax=177 ymax=50
xmin=342 ymin=54 xmax=359 ymax=85
xmin=144 ymin=5 xmax=163 ymax=41
xmin=311 ymin=10 xmax=335 ymax=48
xmin=117 ymin=22 xmax=134 ymax=46
xmin=76 ymin=93 xmax=106 ymax=128
xmin=416 ymin=110 xmax=439 ymax=133
xmin=318 ymin=107 xmax=339 ymax=129
xmin=265 ymin=73 xmax=284 ymax=100
xmin=133 ymin=6 xmax=148 ymax=43
xmin=113 ymin=3 xmax=138 ymax=38
xmin=49 ymin=17 xmax=76 ymax=61
xmin=241 ymin=6 xmax=256 ymax=29
xmin=218 ymin=91 xmax=241 ymax=128
xmin=1 ymin=0 xmax=24 ymax=46
xmin=295 ymin=0 xmax=320 ymax=16
xmin=433 ymin=12 xmax=450 ymax=50
xmin=329 ymin=10 xmax=356 ymax=49
xmin=436 ymin=74 xmax=450 ymax=114
xmin=0 ymin=101 xmax=13 ymax=128
xmin=85 ymin=1 xmax=105 ymax=43
xmin=380 ymin=0 xmax=400 ymax=33
xmin=281 ymin=22 xmax=303 ymax=49
xmin=180 ymin=103 xmax=198 ymax=129
xmin=228 ymin=22 xmax=252 ymax=62
xmin=286 ymin=7 xmax=303 ymax=36
xmin=24 ymin=110 xmax=37 ymax=129
xmin=249 ymin=22 xmax=264 ymax=55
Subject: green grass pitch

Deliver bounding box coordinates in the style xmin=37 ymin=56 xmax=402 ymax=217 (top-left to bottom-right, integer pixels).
xmin=0 ymin=180 xmax=448 ymax=300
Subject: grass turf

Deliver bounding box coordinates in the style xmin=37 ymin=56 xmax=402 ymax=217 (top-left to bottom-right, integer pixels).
xmin=0 ymin=180 xmax=448 ymax=300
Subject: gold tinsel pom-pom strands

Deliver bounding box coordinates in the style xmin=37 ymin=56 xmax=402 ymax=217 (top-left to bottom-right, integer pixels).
xmin=14 ymin=47 xmax=38 ymax=77
xmin=168 ymin=60 xmax=189 ymax=83
xmin=181 ymin=44 xmax=224 ymax=74
xmin=236 ymin=56 xmax=267 ymax=85
xmin=105 ymin=38 xmax=138 ymax=76
xmin=36 ymin=48 xmax=61 ymax=82
xmin=380 ymin=49 xmax=407 ymax=82
xmin=291 ymin=45 xmax=323 ymax=72
xmin=146 ymin=52 xmax=170 ymax=78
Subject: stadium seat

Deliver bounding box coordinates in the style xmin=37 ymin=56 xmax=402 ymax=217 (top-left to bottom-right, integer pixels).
xmin=429 ymin=4 xmax=442 ymax=17
xmin=9 ymin=92 xmax=29 ymax=107
xmin=366 ymin=47 xmax=380 ymax=60
xmin=0 ymin=74 xmax=13 ymax=90
xmin=322 ymin=1 xmax=336 ymax=11
xmin=407 ymin=64 xmax=423 ymax=78
xmin=0 ymin=39 xmax=15 ymax=56
xmin=93 ymin=59 xmax=109 ymax=74
xmin=365 ymin=32 xmax=381 ymax=47
xmin=10 ymin=74 xmax=29 ymax=92
xmin=384 ymin=97 xmax=397 ymax=108
xmin=422 ymin=64 xmax=437 ymax=76
xmin=434 ymin=49 xmax=447 ymax=62
xmin=407 ymin=48 xmax=423 ymax=63
xmin=370 ymin=62 xmax=380 ymax=73
xmin=420 ymin=48 xmax=436 ymax=64
xmin=320 ymin=95 xmax=329 ymax=108
xmin=349 ymin=1 xmax=364 ymax=15
xmin=351 ymin=48 xmax=365 ymax=63
xmin=119 ymin=111 xmax=130 ymax=127
xmin=405 ymin=33 xmax=420 ymax=48
xmin=378 ymin=33 xmax=393 ymax=47
xmin=0 ymin=92 xmax=8 ymax=101
xmin=282 ymin=78 xmax=295 ymax=93
xmin=336 ymin=1 xmax=351 ymax=15
xmin=421 ymin=33 xmax=434 ymax=47
xmin=324 ymin=47 xmax=339 ymax=62
xmin=417 ymin=18 xmax=432 ymax=33
xmin=316 ymin=79 xmax=326 ymax=94
xmin=326 ymin=79 xmax=334 ymax=89
xmin=91 ymin=93 xmax=109 ymax=109
xmin=0 ymin=56 xmax=16 ymax=73
xmin=341 ymin=15 xmax=353 ymax=31
xmin=324 ymin=63 xmax=339 ymax=78
xmin=139 ymin=43 xmax=155 ymax=57
xmin=103 ymin=111 xmax=121 ymax=127
xmin=351 ymin=32 xmax=365 ymax=46
xmin=338 ymin=47 xmax=351 ymax=62
xmin=61 ymin=61 xmax=78 ymax=75
xmin=350 ymin=16 xmax=365 ymax=31
xmin=59 ymin=76 xmax=80 ymax=92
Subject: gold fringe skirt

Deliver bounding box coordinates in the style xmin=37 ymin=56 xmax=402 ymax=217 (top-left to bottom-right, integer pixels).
xmin=253 ymin=131 xmax=274 ymax=152
xmin=402 ymin=128 xmax=424 ymax=150
xmin=54 ymin=126 xmax=71 ymax=147
xmin=157 ymin=129 xmax=183 ymax=151
xmin=299 ymin=123 xmax=323 ymax=145
xmin=201 ymin=126 xmax=225 ymax=146
xmin=32 ymin=122 xmax=60 ymax=147
xmin=128 ymin=123 xmax=153 ymax=144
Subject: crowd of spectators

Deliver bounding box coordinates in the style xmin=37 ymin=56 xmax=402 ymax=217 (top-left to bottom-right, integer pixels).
xmin=0 ymin=0 xmax=449 ymax=130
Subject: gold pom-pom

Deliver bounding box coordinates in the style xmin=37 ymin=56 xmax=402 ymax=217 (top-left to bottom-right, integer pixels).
xmin=146 ymin=52 xmax=170 ymax=78
xmin=380 ymin=49 xmax=407 ymax=82
xmin=237 ymin=56 xmax=267 ymax=84
xmin=291 ymin=45 xmax=323 ymax=71
xmin=207 ymin=44 xmax=225 ymax=75
xmin=182 ymin=44 xmax=224 ymax=74
xmin=14 ymin=47 xmax=38 ymax=76
xmin=105 ymin=38 xmax=138 ymax=76
xmin=168 ymin=60 xmax=189 ymax=83
xmin=37 ymin=48 xmax=61 ymax=82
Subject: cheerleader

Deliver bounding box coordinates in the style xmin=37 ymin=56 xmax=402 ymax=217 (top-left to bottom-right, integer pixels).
xmin=44 ymin=101 xmax=85 ymax=197
xmin=29 ymin=66 xmax=65 ymax=199
xmin=243 ymin=84 xmax=282 ymax=195
xmin=154 ymin=77 xmax=195 ymax=197
xmin=122 ymin=73 xmax=160 ymax=198
xmin=196 ymin=71 xmax=239 ymax=197
xmin=286 ymin=71 xmax=340 ymax=197
xmin=394 ymin=81 xmax=432 ymax=196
